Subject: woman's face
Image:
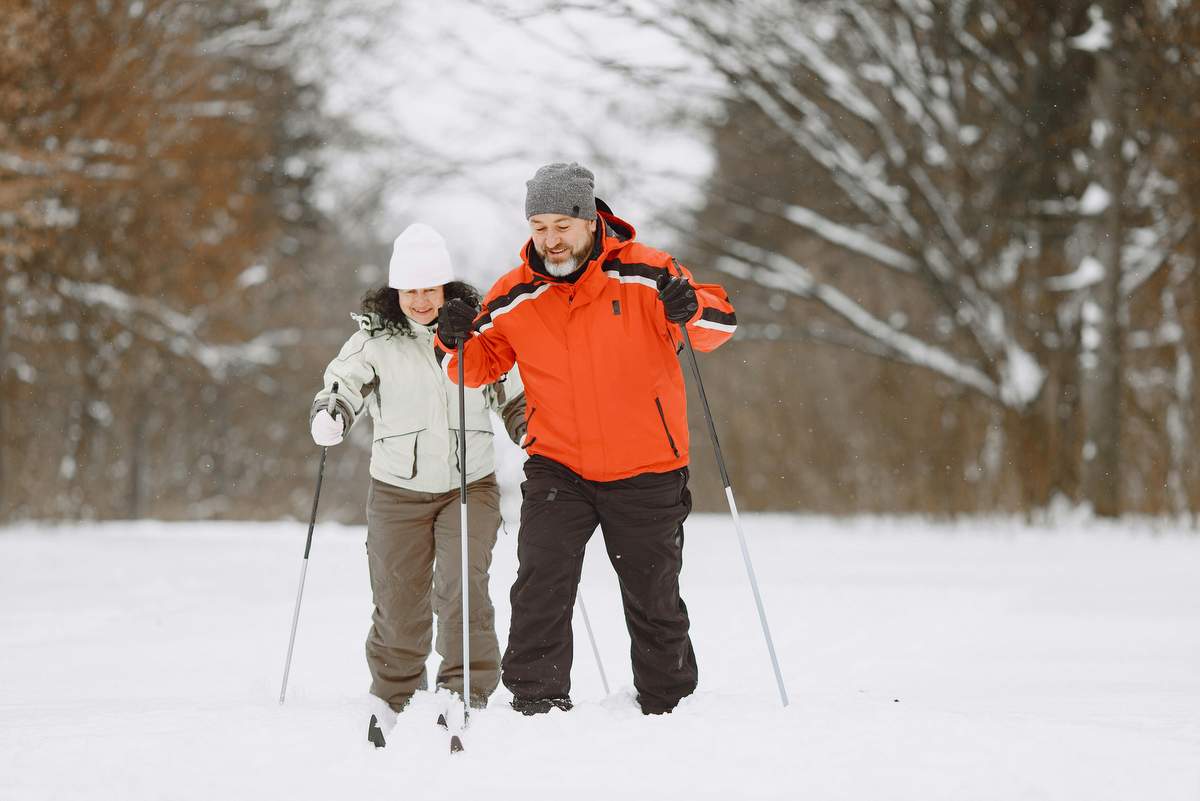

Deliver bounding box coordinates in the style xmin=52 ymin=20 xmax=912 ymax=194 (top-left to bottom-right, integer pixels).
xmin=398 ymin=285 xmax=445 ymax=326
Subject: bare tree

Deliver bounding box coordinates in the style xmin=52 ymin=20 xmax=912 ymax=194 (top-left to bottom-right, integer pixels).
xmin=0 ymin=0 xmax=332 ymax=520
xmin=479 ymin=0 xmax=1198 ymax=516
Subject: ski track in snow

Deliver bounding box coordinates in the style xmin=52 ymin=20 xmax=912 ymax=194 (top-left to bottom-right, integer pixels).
xmin=1 ymin=515 xmax=1198 ymax=800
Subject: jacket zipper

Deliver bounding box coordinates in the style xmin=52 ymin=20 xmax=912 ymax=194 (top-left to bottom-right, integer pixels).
xmin=654 ymin=397 xmax=680 ymax=458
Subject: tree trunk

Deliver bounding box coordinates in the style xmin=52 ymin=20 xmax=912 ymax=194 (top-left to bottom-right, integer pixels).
xmin=1087 ymin=20 xmax=1128 ymax=518
xmin=0 ymin=280 xmax=8 ymax=518
xmin=127 ymin=404 xmax=144 ymax=520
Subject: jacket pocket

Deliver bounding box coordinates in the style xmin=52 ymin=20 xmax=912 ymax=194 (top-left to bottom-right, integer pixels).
xmin=452 ymin=427 xmax=495 ymax=476
xmin=654 ymin=396 xmax=680 ymax=458
xmin=373 ymin=428 xmax=422 ymax=480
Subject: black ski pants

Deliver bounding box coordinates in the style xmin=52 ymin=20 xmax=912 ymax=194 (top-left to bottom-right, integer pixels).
xmin=501 ymin=455 xmax=698 ymax=713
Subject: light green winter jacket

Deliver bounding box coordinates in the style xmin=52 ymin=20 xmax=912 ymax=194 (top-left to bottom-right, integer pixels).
xmin=311 ymin=314 xmax=525 ymax=494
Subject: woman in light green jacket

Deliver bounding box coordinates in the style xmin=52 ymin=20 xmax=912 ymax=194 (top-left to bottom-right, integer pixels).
xmin=310 ymin=223 xmax=525 ymax=722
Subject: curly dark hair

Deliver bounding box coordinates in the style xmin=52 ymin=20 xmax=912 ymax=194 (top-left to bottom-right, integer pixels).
xmin=359 ymin=281 xmax=483 ymax=337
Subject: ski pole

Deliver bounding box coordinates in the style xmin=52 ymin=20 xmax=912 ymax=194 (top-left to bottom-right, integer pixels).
xmin=457 ymin=342 xmax=471 ymax=729
xmin=279 ymin=381 xmax=339 ymax=704
xmin=677 ymin=321 xmax=789 ymax=708
xmin=576 ymin=589 xmax=610 ymax=695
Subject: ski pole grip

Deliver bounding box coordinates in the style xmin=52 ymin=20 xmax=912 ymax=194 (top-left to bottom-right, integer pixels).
xmin=327 ymin=381 xmax=339 ymax=416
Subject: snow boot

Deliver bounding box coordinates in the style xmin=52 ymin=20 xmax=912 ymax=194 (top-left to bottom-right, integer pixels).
xmin=510 ymin=696 xmax=573 ymax=716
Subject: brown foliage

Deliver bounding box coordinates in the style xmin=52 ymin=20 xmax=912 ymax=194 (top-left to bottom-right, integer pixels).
xmin=0 ymin=0 xmax=340 ymax=521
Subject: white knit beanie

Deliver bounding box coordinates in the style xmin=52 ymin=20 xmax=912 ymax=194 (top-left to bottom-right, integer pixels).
xmin=388 ymin=223 xmax=454 ymax=289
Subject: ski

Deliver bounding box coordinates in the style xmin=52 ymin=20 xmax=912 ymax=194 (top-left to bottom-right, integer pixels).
xmin=438 ymin=711 xmax=465 ymax=753
xmin=367 ymin=714 xmax=387 ymax=748
xmin=369 ymin=709 xmax=463 ymax=752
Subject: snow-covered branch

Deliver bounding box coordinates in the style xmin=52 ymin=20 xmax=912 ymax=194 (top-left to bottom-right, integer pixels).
xmin=56 ymin=279 xmax=300 ymax=379
xmin=706 ymin=234 xmax=1018 ymax=405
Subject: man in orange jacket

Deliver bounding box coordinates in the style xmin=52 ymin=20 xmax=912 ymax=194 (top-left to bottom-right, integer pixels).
xmin=435 ymin=162 xmax=736 ymax=715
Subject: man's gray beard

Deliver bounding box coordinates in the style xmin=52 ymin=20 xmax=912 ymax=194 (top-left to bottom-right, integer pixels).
xmin=543 ymin=253 xmax=579 ymax=277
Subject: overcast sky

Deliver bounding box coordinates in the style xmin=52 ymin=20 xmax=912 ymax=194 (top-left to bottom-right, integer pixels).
xmin=302 ymin=1 xmax=720 ymax=286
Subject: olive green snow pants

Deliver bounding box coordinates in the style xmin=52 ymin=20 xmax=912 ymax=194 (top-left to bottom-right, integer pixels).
xmin=364 ymin=474 xmax=501 ymax=711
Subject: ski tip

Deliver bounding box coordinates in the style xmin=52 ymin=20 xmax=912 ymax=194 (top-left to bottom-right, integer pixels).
xmin=449 ymin=735 xmax=464 ymax=753
xmin=367 ymin=714 xmax=387 ymax=749
xmin=436 ymin=713 xmax=448 ymax=730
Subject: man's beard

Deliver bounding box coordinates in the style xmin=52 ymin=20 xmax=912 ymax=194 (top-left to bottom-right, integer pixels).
xmin=539 ymin=230 xmax=593 ymax=277
xmin=543 ymin=253 xmax=580 ymax=277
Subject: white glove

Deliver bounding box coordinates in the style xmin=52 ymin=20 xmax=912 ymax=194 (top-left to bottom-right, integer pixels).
xmin=310 ymin=409 xmax=344 ymax=446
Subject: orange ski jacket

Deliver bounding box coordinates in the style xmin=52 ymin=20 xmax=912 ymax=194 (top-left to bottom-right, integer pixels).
xmin=436 ymin=206 xmax=736 ymax=482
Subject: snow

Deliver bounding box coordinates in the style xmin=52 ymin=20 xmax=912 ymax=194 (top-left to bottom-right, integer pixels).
xmin=236 ymin=264 xmax=270 ymax=288
xmin=1069 ymin=6 xmax=1114 ymax=52
xmin=998 ymin=345 xmax=1046 ymax=406
xmin=54 ymin=278 xmax=297 ymax=378
xmin=1079 ymin=183 xmax=1112 ymax=215
xmin=1046 ymin=256 xmax=1105 ymax=292
xmin=778 ymin=201 xmax=917 ymax=273
xmin=712 ymin=237 xmax=1005 ymax=403
xmin=3 ymin=511 xmax=1198 ymax=801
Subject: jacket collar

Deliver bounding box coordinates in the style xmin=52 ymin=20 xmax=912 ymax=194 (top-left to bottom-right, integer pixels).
xmin=413 ymin=320 xmax=436 ymax=340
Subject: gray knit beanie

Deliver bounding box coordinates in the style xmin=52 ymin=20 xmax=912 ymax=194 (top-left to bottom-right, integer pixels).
xmin=524 ymin=162 xmax=597 ymax=220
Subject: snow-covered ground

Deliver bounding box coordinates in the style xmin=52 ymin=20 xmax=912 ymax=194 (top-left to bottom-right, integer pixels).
xmin=2 ymin=512 xmax=1198 ymax=800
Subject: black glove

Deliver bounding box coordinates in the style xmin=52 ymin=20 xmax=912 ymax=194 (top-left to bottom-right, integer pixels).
xmin=437 ymin=298 xmax=477 ymax=348
xmin=656 ymin=272 xmax=698 ymax=324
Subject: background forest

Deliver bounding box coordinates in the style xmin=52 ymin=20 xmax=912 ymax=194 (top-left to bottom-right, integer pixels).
xmin=3 ymin=0 xmax=1197 ymax=522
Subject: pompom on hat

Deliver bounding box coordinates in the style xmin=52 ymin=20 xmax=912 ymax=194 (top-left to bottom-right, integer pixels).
xmin=388 ymin=223 xmax=454 ymax=290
